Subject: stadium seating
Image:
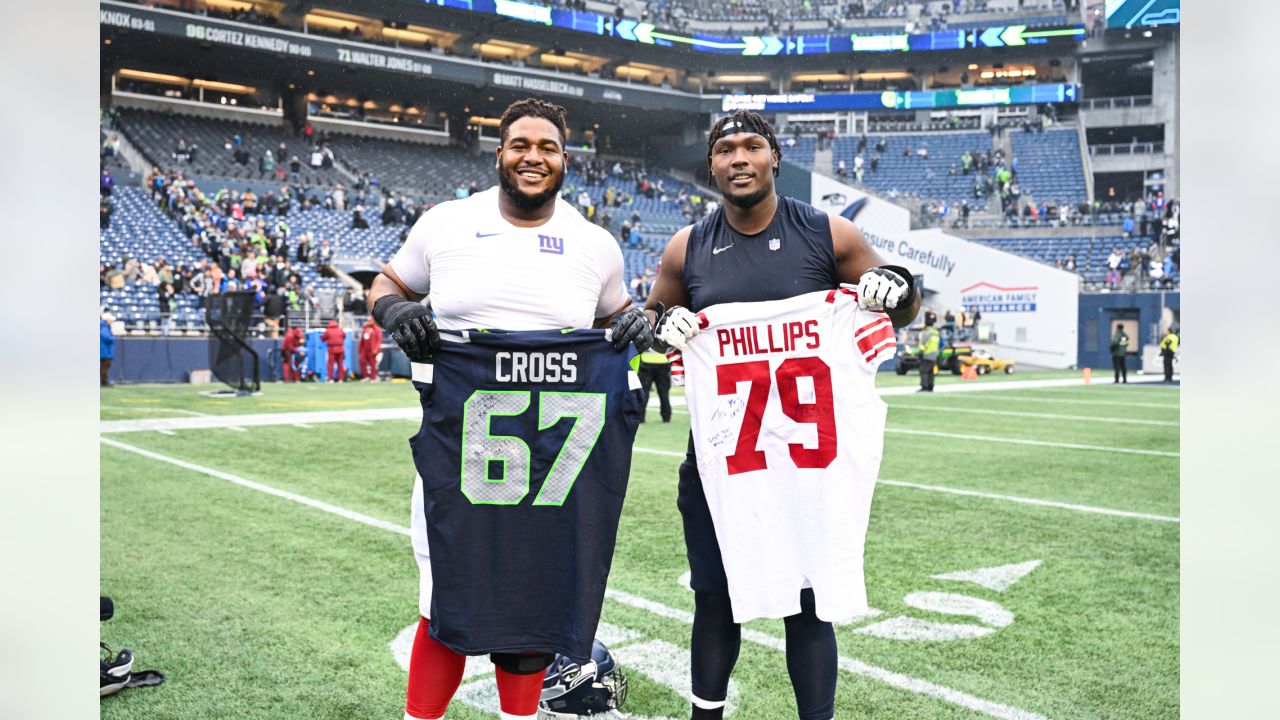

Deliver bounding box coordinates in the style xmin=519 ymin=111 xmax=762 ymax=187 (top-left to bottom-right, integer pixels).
xmin=1009 ymin=128 xmax=1087 ymax=206
xmin=114 ymin=108 xmax=341 ymax=186
xmin=334 ymin=135 xmax=492 ymax=200
xmin=781 ymin=135 xmax=817 ymax=170
xmin=968 ymin=234 xmax=1179 ymax=289
xmin=832 ymin=131 xmax=992 ymax=207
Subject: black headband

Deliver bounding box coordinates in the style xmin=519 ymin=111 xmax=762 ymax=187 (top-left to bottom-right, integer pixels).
xmin=711 ymin=119 xmax=774 ymax=148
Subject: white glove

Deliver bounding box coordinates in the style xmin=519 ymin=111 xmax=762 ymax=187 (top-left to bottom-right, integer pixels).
xmin=655 ymin=306 xmax=700 ymax=351
xmin=854 ymin=267 xmax=910 ymax=311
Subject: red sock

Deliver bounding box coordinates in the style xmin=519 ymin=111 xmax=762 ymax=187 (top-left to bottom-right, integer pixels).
xmin=405 ymin=617 xmax=466 ymax=719
xmin=495 ymin=663 xmax=546 ymax=717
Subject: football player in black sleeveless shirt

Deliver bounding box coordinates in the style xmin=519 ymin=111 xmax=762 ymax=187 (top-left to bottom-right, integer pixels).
xmin=643 ymin=111 xmax=920 ymax=720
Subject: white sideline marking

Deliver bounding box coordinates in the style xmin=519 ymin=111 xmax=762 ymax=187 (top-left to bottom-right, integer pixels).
xmin=886 ymin=428 xmax=1178 ymax=457
xmin=663 ymin=409 xmax=1177 ymax=456
xmin=605 ymin=590 xmax=1046 ymax=720
xmin=910 ymin=394 xmax=1178 ymax=410
xmin=100 ymin=407 xmax=422 ymax=433
xmin=878 ymin=480 xmax=1179 ymax=523
xmin=101 ymin=405 xmax=214 ymax=417
xmin=100 ymin=438 xmax=411 ymax=537
xmin=884 ymin=404 xmax=1178 ymax=427
xmin=630 ymin=448 xmax=1178 ymax=522
xmin=99 ymin=411 xmax=1176 ymax=522
xmin=292 ymin=423 xmax=315 ymax=429
xmin=156 ymin=430 xmax=176 ymax=436
xmin=101 ymin=438 xmax=1050 ymax=720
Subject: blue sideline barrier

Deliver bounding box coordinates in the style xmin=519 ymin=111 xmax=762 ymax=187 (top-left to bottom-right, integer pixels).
xmin=106 ymin=336 xmax=401 ymax=385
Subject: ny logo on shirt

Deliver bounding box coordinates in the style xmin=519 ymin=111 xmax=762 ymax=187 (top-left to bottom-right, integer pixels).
xmin=539 ymin=235 xmax=565 ymax=255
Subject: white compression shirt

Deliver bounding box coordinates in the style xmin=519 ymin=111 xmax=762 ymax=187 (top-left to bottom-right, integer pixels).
xmin=389 ymin=187 xmax=631 ymax=330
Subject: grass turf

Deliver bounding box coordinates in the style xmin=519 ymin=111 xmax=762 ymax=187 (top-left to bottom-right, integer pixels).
xmin=101 ymin=372 xmax=1177 ymax=719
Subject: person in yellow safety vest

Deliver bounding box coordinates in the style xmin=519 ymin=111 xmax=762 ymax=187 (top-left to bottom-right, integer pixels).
xmin=638 ymin=349 xmax=673 ymax=422
xmin=917 ymin=311 xmax=940 ymax=392
xmin=1159 ymin=325 xmax=1180 ymax=383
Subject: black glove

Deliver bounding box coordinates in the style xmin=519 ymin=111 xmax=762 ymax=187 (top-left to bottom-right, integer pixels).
xmin=609 ymin=305 xmax=653 ymax=353
xmin=373 ymin=295 xmax=440 ymax=362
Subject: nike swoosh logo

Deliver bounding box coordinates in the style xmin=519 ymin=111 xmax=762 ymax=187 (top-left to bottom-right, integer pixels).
xmin=712 ymin=244 xmax=733 ymax=255
xmin=475 ymin=232 xmax=502 ymax=238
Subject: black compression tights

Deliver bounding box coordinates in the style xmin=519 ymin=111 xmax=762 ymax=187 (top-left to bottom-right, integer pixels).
xmin=690 ymin=589 xmax=836 ymax=720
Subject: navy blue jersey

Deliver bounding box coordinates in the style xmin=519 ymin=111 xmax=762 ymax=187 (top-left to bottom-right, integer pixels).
xmin=409 ymin=328 xmax=643 ymax=660
xmin=684 ymin=194 xmax=838 ymax=312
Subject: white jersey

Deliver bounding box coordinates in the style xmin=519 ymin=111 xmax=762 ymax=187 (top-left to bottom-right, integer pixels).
xmin=389 ymin=186 xmax=631 ymax=618
xmin=389 ymin=187 xmax=630 ymax=331
xmin=681 ymin=288 xmax=895 ymax=623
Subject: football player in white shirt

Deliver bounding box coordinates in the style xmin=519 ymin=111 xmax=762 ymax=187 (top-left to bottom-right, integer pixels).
xmin=643 ymin=110 xmax=920 ymax=720
xmin=366 ymin=98 xmax=651 ymax=720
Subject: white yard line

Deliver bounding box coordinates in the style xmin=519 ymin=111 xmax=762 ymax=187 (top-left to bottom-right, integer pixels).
xmin=100 ymin=407 xmax=422 ymax=434
xmin=877 ymin=480 xmax=1179 ymax=523
xmin=629 ymin=448 xmax=1178 ymax=523
xmin=883 ymin=404 xmax=1179 ymax=427
xmin=902 ymin=394 xmax=1178 ymax=410
xmin=663 ymin=408 xmax=1177 ymax=457
xmin=604 ymin=590 xmax=1048 ymax=720
xmin=885 ymin=428 xmax=1178 ymax=457
xmin=100 ymin=437 xmax=1049 ymax=720
xmin=100 ymin=438 xmax=411 ymax=537
xmin=101 ymin=405 xmax=214 ymax=417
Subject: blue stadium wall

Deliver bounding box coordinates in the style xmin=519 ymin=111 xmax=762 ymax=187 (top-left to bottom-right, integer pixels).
xmin=1077 ymin=291 xmax=1180 ymax=370
xmin=106 ymin=334 xmax=406 ymax=384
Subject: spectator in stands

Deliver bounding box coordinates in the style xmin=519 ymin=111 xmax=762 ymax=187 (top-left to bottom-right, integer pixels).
xmin=263 ymin=287 xmax=286 ymax=339
xmin=317 ymin=239 xmax=335 ymax=266
xmin=836 ymin=159 xmax=847 ymax=178
xmin=158 ymin=283 xmax=176 ymax=336
xmin=100 ymin=196 xmax=113 ymax=230
xmin=296 ymin=232 xmax=313 ymax=263
xmin=454 ymin=182 xmax=468 ymax=200
xmin=1064 ymin=254 xmax=1077 ymax=272
xmin=869 ymin=154 xmax=879 ymax=173
xmin=100 ymin=311 xmax=116 ymax=387
xmin=1122 ymin=214 xmax=1134 ymax=238
xmin=241 ymin=250 xmax=258 ymax=280
xmin=101 ymin=133 xmax=120 ymax=159
xmin=260 ymin=149 xmax=275 ymax=175
xmin=321 ymin=319 xmax=347 ymax=383
xmin=100 ymin=167 xmax=114 ymax=197
xmin=630 ymin=273 xmax=650 ymax=302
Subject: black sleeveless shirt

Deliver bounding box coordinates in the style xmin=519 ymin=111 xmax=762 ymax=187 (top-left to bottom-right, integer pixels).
xmin=684 ymin=195 xmax=838 ymax=312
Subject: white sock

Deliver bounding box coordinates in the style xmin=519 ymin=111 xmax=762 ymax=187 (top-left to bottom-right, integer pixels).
xmin=404 ymin=713 xmax=442 ymax=720
xmin=498 ymin=713 xmax=537 ymax=720
xmin=691 ymin=695 xmax=727 ymax=710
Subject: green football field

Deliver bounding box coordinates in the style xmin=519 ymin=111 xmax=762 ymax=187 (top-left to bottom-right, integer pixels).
xmin=99 ymin=370 xmax=1178 ymax=720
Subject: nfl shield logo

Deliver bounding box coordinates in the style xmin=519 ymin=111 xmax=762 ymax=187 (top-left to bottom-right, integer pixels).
xmin=768 ymin=238 xmax=781 ymax=251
